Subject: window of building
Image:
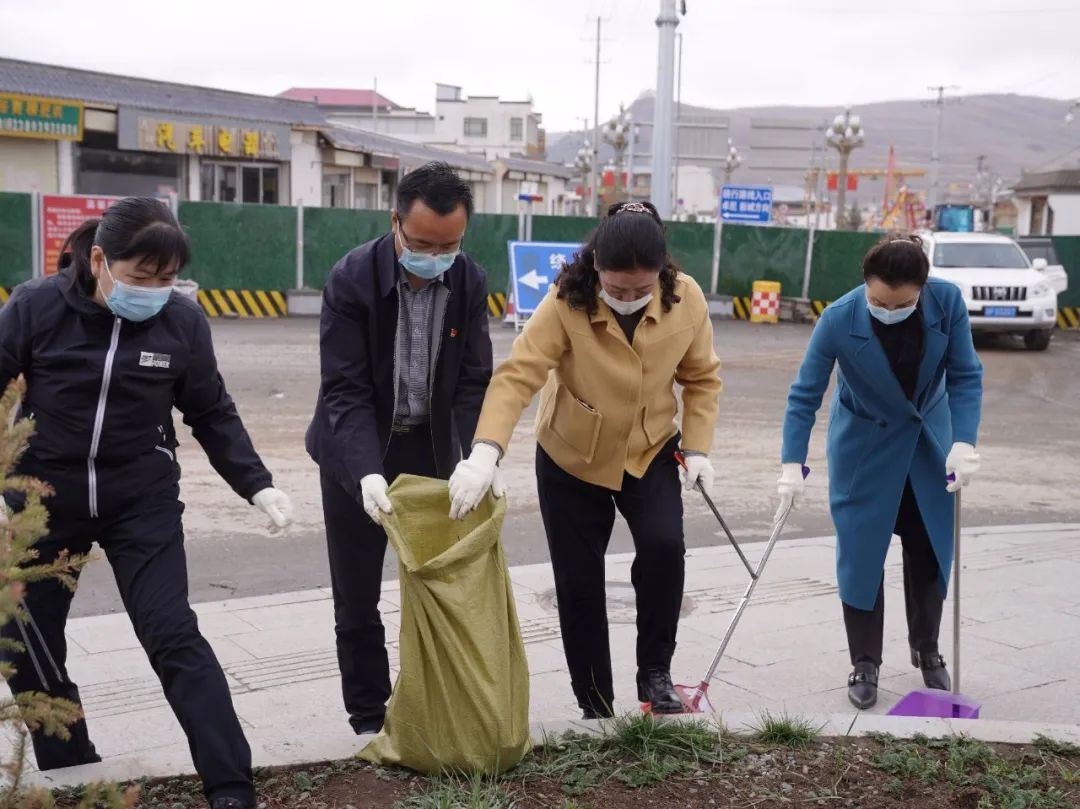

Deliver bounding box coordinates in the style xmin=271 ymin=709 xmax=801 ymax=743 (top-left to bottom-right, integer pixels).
xmin=76 ymin=130 xmax=184 ymax=198
xmin=464 ymin=117 xmax=488 ymax=138
xmin=200 ymin=162 xmax=279 ymax=204
xmin=353 ymin=182 xmax=377 ymax=210
xmin=510 ymin=117 xmax=523 ymax=141
xmin=322 ymin=172 xmax=350 ymax=208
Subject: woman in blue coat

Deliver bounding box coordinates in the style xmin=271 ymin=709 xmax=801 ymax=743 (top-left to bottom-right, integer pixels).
xmin=778 ymin=234 xmax=983 ymax=709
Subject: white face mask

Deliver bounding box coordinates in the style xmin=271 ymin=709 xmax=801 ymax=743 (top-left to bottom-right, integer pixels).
xmin=599 ymin=288 xmax=653 ymax=316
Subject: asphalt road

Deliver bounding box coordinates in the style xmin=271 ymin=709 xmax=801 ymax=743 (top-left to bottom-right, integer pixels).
xmin=67 ymin=317 xmax=1080 ymax=617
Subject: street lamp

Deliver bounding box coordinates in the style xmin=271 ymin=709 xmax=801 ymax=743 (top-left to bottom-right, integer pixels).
xmin=826 ymin=107 xmax=865 ymax=229
xmin=602 ymin=105 xmax=633 ymax=204
xmin=722 ymin=138 xmax=742 ymax=185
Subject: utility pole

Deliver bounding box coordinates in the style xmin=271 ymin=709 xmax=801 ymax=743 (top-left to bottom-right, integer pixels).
xmin=590 ymin=16 xmax=602 ymax=217
xmin=651 ymin=0 xmax=680 ymax=220
xmin=372 ymin=76 xmax=378 ymax=132
xmin=927 ymin=85 xmax=958 ymax=210
xmin=673 ymin=32 xmax=684 ymax=218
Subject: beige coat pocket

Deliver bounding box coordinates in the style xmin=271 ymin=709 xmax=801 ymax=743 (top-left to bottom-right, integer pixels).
xmin=549 ymin=384 xmax=603 ymax=463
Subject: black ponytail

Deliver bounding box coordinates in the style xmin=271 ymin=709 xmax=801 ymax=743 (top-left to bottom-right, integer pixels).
xmin=556 ymin=200 xmax=682 ymax=315
xmin=59 ymin=197 xmax=191 ymax=296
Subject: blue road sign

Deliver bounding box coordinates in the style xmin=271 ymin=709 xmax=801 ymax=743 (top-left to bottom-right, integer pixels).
xmin=507 ymin=241 xmax=579 ymax=314
xmin=719 ymin=184 xmax=774 ymax=224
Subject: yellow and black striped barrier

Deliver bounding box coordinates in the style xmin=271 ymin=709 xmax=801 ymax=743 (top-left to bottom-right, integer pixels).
xmin=810 ymin=300 xmax=828 ymax=318
xmin=1058 ymin=307 xmax=1079 ymax=329
xmin=731 ymin=296 xmax=753 ymax=320
xmin=487 ymin=292 xmax=507 ymax=318
xmin=0 ymin=286 xmax=288 ymax=318
xmin=197 ymin=289 xmax=287 ymax=318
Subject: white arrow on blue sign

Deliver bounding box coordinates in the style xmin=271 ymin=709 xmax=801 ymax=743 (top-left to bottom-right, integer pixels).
xmin=719 ymin=184 xmax=774 ymax=224
xmin=507 ymin=241 xmax=580 ymax=314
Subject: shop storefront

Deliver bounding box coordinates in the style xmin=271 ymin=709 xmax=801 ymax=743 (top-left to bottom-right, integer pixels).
xmin=115 ymin=108 xmax=291 ymax=203
xmin=0 ymin=92 xmax=83 ymax=193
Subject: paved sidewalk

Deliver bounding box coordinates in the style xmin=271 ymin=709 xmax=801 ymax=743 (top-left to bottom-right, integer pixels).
xmin=12 ymin=522 xmax=1080 ymax=788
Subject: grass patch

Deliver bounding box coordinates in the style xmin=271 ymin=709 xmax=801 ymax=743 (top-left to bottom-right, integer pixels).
xmin=1035 ymin=734 xmax=1080 ymax=758
xmin=869 ymin=735 xmax=1079 ymax=809
xmin=393 ymin=773 xmax=516 ymax=809
xmin=514 ymin=713 xmax=729 ymax=794
xmin=748 ymin=711 xmax=821 ymax=749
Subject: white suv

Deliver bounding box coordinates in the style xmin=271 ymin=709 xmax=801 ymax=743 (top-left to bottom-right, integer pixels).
xmin=917 ymin=231 xmax=1061 ymax=351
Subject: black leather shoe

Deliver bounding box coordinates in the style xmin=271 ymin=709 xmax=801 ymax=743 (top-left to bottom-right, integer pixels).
xmin=209 ymin=798 xmax=255 ymax=809
xmin=912 ymin=649 xmax=951 ymax=691
xmin=637 ymin=668 xmax=683 ymax=714
xmin=349 ymin=714 xmax=385 ymax=735
xmin=847 ymin=662 xmax=879 ymax=710
xmin=581 ymin=705 xmax=613 ymax=720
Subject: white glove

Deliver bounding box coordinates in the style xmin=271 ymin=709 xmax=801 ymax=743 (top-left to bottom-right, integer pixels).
xmin=360 ymin=474 xmax=393 ymax=524
xmin=946 ymin=442 xmax=980 ymax=493
xmin=775 ymin=463 xmax=806 ymax=522
xmin=448 ymin=443 xmax=501 ymax=521
xmin=777 ymin=463 xmax=806 ymax=505
xmin=679 ymin=454 xmax=715 ymax=495
xmin=252 ymin=488 xmax=294 ymax=530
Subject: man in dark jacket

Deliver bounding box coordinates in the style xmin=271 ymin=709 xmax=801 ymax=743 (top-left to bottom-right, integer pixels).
xmin=306 ymin=162 xmax=497 ymax=734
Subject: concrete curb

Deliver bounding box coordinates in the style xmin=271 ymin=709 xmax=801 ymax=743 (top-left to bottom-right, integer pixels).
xmin=27 ymin=712 xmax=1080 ymax=793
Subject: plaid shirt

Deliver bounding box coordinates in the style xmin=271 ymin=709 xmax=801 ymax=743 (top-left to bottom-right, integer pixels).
xmin=394 ymin=270 xmax=441 ymax=424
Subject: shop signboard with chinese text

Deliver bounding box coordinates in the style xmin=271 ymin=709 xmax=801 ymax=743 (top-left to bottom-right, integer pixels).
xmin=41 ymin=195 xmax=121 ymax=277
xmin=0 ymin=93 xmax=83 ymax=141
xmin=117 ymin=108 xmax=291 ymax=160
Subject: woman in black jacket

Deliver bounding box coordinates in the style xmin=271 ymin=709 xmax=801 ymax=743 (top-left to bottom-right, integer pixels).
xmin=0 ymin=197 xmax=293 ymax=809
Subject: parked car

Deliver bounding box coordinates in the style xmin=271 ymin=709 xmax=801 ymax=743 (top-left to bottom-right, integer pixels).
xmin=1016 ymin=237 xmax=1069 ymax=295
xmin=916 ymin=231 xmax=1061 ymax=351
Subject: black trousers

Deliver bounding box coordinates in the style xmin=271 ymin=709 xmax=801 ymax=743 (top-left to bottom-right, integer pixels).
xmin=843 ymin=481 xmax=944 ymax=668
xmin=320 ymin=425 xmax=438 ymax=733
xmin=0 ymin=491 xmax=253 ymax=804
xmin=535 ymin=439 xmax=686 ymax=716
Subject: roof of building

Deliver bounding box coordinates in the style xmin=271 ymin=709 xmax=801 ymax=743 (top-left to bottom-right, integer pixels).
xmin=0 ymin=58 xmax=326 ymax=125
xmin=497 ymin=156 xmax=574 ymax=179
xmin=278 ymin=88 xmax=400 ymax=109
xmin=319 ymin=125 xmax=492 ymax=174
xmin=1013 ymin=169 xmax=1080 ymax=194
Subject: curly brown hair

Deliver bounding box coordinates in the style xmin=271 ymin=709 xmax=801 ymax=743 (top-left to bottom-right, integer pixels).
xmin=556 ymin=201 xmax=682 ymax=316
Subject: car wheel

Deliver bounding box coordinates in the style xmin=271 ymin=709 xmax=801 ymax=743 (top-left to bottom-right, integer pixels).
xmin=1024 ymin=330 xmax=1052 ymax=351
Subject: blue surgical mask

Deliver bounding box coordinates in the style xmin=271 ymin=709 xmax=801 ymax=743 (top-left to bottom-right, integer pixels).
xmin=396 ymin=229 xmax=458 ymax=279
xmin=102 ymin=257 xmax=173 ymax=322
xmin=867 ymin=298 xmax=919 ymax=326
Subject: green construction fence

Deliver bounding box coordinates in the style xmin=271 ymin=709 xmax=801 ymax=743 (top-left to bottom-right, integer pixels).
xmin=0 ymin=192 xmax=1078 ymax=308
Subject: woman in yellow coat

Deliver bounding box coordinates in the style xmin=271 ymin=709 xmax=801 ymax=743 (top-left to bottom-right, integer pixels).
xmin=448 ymin=201 xmax=722 ymax=718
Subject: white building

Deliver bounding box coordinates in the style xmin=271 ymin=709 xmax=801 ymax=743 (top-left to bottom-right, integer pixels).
xmin=1012 ymin=169 xmax=1080 ymax=236
xmin=428 ymin=84 xmax=544 ymax=160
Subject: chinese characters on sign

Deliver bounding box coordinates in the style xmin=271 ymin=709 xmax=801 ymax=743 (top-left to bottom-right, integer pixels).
xmin=0 ymin=93 xmax=83 ymax=141
xmin=136 ymin=117 xmax=281 ymax=159
xmin=719 ymin=185 xmax=774 ymax=225
xmin=41 ymin=195 xmax=121 ymax=278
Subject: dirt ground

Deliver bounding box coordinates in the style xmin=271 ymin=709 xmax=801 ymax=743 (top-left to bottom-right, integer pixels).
xmin=68 ymin=319 xmax=1080 ymax=617
xmin=50 ymin=729 xmax=1080 ymax=809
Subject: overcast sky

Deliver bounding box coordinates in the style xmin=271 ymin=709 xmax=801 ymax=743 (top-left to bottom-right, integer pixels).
xmin=2 ymin=0 xmax=1078 ymax=132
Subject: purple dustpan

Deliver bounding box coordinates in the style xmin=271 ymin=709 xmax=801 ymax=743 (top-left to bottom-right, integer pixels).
xmin=888 ymin=689 xmax=981 ymax=719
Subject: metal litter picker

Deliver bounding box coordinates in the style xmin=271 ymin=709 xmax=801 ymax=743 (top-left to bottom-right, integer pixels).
xmin=668 ymin=455 xmax=808 ymax=714
xmin=888 ymin=482 xmax=981 ymax=719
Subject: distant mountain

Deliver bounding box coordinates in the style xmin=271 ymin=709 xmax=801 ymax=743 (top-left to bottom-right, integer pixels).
xmin=548 ymin=93 xmax=1080 ymax=200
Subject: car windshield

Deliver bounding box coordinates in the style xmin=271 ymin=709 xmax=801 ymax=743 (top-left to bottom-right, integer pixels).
xmin=933 ymin=243 xmax=1030 ymax=269
xmin=1021 ymin=244 xmax=1059 ymax=264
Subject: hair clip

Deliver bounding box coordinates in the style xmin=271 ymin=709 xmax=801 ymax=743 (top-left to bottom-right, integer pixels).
xmin=618 ymin=202 xmax=651 ymax=215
